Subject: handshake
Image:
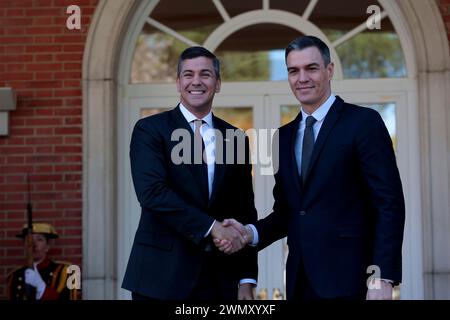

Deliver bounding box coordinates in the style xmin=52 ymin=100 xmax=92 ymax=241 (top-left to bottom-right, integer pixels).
xmin=210 ymin=219 xmax=254 ymax=254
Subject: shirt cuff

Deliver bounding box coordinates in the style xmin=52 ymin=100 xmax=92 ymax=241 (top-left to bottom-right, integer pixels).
xmin=239 ymin=279 xmax=257 ymax=287
xmin=204 ymin=220 xmax=216 ymax=237
xmin=247 ymin=224 xmax=259 ymax=246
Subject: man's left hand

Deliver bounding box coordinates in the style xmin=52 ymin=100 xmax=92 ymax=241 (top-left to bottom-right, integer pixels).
xmin=238 ymin=283 xmax=255 ymax=300
xmin=366 ymin=279 xmax=393 ymax=300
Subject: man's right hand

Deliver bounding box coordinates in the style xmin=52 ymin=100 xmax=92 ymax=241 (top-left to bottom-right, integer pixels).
xmin=213 ymin=219 xmax=254 ymax=254
xmin=210 ymin=221 xmax=247 ymax=254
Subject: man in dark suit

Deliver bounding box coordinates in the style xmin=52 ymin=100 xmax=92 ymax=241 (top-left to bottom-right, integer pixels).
xmin=216 ymin=36 xmax=405 ymax=300
xmin=122 ymin=47 xmax=257 ymax=300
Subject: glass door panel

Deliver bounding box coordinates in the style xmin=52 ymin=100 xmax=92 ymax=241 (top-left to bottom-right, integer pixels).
xmin=212 ymin=107 xmax=253 ymax=131
xmin=280 ymin=102 xmax=397 ymax=149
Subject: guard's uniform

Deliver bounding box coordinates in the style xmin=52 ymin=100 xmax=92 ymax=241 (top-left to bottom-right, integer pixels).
xmin=7 ymin=256 xmax=80 ymax=300
xmin=7 ymin=222 xmax=80 ymax=300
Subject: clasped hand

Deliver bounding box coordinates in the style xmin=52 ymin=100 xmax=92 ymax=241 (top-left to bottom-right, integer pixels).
xmin=211 ymin=219 xmax=252 ymax=254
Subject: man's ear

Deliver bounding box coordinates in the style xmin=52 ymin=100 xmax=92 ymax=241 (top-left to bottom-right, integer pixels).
xmin=176 ymin=77 xmax=181 ymax=93
xmin=215 ymin=79 xmax=221 ymax=93
xmin=327 ymin=62 xmax=334 ymax=80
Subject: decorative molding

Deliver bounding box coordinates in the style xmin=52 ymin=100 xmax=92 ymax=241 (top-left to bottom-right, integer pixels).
xmin=82 ymin=0 xmax=139 ymax=299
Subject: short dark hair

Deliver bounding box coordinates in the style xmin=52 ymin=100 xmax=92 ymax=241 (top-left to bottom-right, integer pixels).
xmin=285 ymin=36 xmax=331 ymax=66
xmin=177 ymin=46 xmax=221 ymax=79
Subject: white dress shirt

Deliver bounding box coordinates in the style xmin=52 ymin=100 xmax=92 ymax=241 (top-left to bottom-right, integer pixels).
xmin=179 ymin=103 xmax=215 ymax=197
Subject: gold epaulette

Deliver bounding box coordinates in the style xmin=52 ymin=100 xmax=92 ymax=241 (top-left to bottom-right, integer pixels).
xmin=52 ymin=262 xmax=81 ymax=300
xmin=55 ymin=264 xmax=69 ymax=293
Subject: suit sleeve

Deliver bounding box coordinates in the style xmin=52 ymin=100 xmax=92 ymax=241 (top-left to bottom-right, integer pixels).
xmin=356 ymin=110 xmax=405 ymax=284
xmin=130 ymin=119 xmax=215 ymax=245
xmin=254 ymin=129 xmax=289 ymax=250
xmin=233 ymin=135 xmax=258 ymax=280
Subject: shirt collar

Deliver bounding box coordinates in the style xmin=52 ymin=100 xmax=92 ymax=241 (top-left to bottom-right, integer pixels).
xmin=179 ymin=103 xmax=213 ymax=128
xmin=301 ymin=94 xmax=336 ymax=123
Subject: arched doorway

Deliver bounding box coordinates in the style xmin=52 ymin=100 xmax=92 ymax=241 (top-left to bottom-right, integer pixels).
xmin=83 ymin=0 xmax=450 ymax=299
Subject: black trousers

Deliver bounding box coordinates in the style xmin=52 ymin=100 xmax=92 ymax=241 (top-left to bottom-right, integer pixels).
xmin=132 ymin=292 xmax=159 ymax=300
xmin=190 ymin=254 xmax=237 ymax=300
xmin=132 ymin=254 xmax=237 ymax=301
xmin=292 ymin=261 xmax=365 ymax=301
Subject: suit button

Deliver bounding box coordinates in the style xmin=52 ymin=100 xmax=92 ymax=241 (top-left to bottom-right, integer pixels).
xmin=300 ymin=210 xmax=306 ymax=216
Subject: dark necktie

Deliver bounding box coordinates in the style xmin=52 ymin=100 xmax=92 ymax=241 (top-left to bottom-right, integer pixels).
xmin=193 ymin=119 xmax=209 ymax=199
xmin=301 ymin=116 xmax=317 ymax=184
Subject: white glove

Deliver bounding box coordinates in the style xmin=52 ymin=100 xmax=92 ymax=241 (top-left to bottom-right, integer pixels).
xmin=24 ymin=265 xmax=46 ymax=300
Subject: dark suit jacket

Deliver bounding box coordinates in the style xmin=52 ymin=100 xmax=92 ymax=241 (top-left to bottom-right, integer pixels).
xmin=122 ymin=106 xmax=258 ymax=299
xmin=255 ymin=96 xmax=405 ymax=299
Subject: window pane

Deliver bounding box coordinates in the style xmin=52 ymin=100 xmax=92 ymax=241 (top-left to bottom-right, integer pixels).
xmin=310 ymin=0 xmax=394 ymax=33
xmin=222 ymin=0 xmax=263 ymax=17
xmin=216 ymin=24 xmax=299 ymax=81
xmin=213 ymin=107 xmax=255 ymax=179
xmin=270 ymin=0 xmax=310 ymax=16
xmin=309 ymin=0 xmax=406 ymax=79
xmin=361 ymin=103 xmax=396 ymax=149
xmin=150 ymin=0 xmax=222 ymax=42
xmin=334 ymin=31 xmax=407 ymax=78
xmin=140 ymin=108 xmax=169 ymax=118
xmin=131 ymin=23 xmax=216 ymax=84
xmin=280 ymin=105 xmax=299 ymax=126
xmin=212 ymin=107 xmax=253 ymax=131
xmin=131 ymin=31 xmax=184 ymax=84
xmin=280 ymin=102 xmax=396 ymax=149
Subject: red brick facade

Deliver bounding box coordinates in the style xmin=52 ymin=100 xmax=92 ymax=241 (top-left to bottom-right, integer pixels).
xmin=0 ymin=0 xmax=449 ymax=300
xmin=0 ymin=0 xmax=98 ymax=299
xmin=439 ymin=0 xmax=450 ymax=44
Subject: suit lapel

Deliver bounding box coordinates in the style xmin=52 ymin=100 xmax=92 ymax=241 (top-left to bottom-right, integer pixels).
xmin=208 ymin=114 xmax=226 ymax=206
xmin=289 ymin=112 xmax=303 ymax=194
xmin=168 ymin=105 xmax=209 ymax=203
xmin=304 ymin=96 xmax=344 ymax=186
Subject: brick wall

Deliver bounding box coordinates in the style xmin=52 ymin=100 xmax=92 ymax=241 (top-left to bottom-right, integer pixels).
xmin=0 ymin=0 xmax=98 ymax=299
xmin=438 ymin=0 xmax=450 ymax=45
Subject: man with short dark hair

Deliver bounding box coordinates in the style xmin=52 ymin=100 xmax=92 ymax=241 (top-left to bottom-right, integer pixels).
xmin=122 ymin=46 xmax=257 ymax=300
xmin=217 ymin=36 xmax=405 ymax=301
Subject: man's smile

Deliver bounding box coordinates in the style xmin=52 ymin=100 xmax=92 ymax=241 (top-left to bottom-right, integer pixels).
xmin=188 ymin=90 xmax=205 ymax=95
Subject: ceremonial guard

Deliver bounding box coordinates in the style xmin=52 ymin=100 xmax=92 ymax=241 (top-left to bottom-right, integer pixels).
xmin=7 ymin=223 xmax=80 ymax=300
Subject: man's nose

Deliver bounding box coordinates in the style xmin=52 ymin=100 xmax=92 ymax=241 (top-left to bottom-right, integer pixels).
xmin=298 ymin=69 xmax=309 ymax=82
xmin=191 ymin=74 xmax=202 ymax=85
